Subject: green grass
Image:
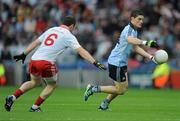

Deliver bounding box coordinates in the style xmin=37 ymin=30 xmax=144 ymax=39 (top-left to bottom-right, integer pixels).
xmin=0 ymin=86 xmax=180 ymax=121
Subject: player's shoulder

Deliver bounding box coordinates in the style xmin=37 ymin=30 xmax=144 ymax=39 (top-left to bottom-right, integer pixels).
xmin=65 ymin=33 xmax=77 ymax=41
xmin=48 ymin=26 xmax=62 ymax=32
xmin=47 ymin=26 xmax=66 ymax=32
xmin=122 ymin=23 xmax=136 ymax=35
xmin=47 ymin=26 xmax=71 ymax=35
xmin=120 ymin=24 xmax=131 ymax=35
xmin=60 ymin=30 xmax=77 ymax=42
xmin=48 ymin=26 xmax=77 ymax=41
xmin=42 ymin=27 xmax=58 ymax=34
xmin=123 ymin=24 xmax=131 ymax=31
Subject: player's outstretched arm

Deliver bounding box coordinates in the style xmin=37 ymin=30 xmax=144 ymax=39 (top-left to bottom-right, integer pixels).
xmin=76 ymin=47 xmax=106 ymax=70
xmin=13 ymin=39 xmax=41 ymax=63
xmin=24 ymin=39 xmax=41 ymax=55
xmin=127 ymin=36 xmax=159 ymax=48
xmin=134 ymin=45 xmax=152 ymax=59
xmin=134 ymin=46 xmax=158 ymax=64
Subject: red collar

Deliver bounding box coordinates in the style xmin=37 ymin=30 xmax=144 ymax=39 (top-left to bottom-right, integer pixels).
xmin=60 ymin=25 xmax=69 ymax=30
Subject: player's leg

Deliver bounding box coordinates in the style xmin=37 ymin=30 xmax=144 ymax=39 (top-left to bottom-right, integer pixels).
xmin=84 ymin=80 xmax=123 ymax=101
xmin=106 ymin=78 xmax=128 ymax=101
xmin=98 ymin=94 xmax=117 ymax=110
xmin=29 ymin=74 xmax=57 ymax=112
xmin=29 ymin=60 xmax=58 ymax=112
xmin=84 ymin=65 xmax=128 ymax=110
xmin=98 ymin=78 xmax=128 ymax=110
xmin=4 ymin=74 xmax=42 ymax=112
xmin=84 ymin=65 xmax=128 ymax=101
xmin=84 ymin=80 xmax=128 ymax=107
xmin=99 ymin=78 xmax=128 ymax=94
xmin=106 ymin=94 xmax=118 ymax=102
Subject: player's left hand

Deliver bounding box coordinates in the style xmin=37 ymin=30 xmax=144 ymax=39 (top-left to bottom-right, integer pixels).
xmin=93 ymin=61 xmax=107 ymax=70
xmin=146 ymin=40 xmax=159 ymax=49
xmin=13 ymin=53 xmax=27 ymax=64
xmin=150 ymin=56 xmax=158 ymax=64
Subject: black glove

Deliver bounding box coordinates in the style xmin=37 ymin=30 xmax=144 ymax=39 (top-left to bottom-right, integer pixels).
xmin=146 ymin=40 xmax=159 ymax=48
xmin=13 ymin=53 xmax=27 ymax=64
xmin=93 ymin=61 xmax=107 ymax=70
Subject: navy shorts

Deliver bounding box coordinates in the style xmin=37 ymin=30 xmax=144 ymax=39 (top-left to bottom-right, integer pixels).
xmin=108 ymin=64 xmax=127 ymax=82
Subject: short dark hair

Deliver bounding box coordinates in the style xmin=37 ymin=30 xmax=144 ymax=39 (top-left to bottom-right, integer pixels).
xmin=62 ymin=16 xmax=76 ymax=26
xmin=131 ymin=9 xmax=144 ymax=18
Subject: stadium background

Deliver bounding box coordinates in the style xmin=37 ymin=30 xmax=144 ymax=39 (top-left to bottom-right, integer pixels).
xmin=0 ymin=0 xmax=179 ymax=88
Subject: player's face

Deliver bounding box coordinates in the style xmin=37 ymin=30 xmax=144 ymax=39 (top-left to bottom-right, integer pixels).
xmin=131 ymin=15 xmax=144 ymax=28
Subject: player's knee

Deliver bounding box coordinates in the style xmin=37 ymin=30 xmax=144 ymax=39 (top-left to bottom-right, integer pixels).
xmin=121 ymin=86 xmax=128 ymax=95
xmin=47 ymin=81 xmax=57 ymax=89
xmin=44 ymin=76 xmax=57 ymax=85
xmin=116 ymin=85 xmax=128 ymax=95
xmin=31 ymin=80 xmax=41 ymax=86
xmin=47 ymin=81 xmax=56 ymax=86
xmin=116 ymin=89 xmax=126 ymax=95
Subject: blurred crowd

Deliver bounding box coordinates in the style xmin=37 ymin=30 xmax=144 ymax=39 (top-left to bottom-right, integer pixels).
xmin=0 ymin=0 xmax=180 ymax=68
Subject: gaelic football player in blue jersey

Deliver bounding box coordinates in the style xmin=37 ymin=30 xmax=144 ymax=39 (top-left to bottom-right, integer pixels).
xmin=84 ymin=9 xmax=159 ymax=110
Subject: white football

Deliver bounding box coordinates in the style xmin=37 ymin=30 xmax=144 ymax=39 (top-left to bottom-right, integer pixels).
xmin=154 ymin=50 xmax=168 ymax=64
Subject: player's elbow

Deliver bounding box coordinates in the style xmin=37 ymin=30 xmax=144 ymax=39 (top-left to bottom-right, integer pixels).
xmin=76 ymin=47 xmax=88 ymax=59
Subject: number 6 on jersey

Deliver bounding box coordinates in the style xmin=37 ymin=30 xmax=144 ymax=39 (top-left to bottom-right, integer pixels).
xmin=44 ymin=33 xmax=58 ymax=46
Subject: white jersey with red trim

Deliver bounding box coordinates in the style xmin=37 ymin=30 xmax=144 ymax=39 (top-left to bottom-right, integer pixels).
xmin=31 ymin=25 xmax=81 ymax=62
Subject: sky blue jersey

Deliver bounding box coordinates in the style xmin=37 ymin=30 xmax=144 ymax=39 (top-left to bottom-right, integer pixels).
xmin=108 ymin=23 xmax=139 ymax=67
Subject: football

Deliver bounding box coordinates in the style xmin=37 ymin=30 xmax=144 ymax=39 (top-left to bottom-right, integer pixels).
xmin=154 ymin=49 xmax=168 ymax=64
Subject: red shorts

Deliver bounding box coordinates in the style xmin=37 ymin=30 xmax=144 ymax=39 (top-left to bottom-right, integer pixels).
xmin=29 ymin=60 xmax=58 ymax=78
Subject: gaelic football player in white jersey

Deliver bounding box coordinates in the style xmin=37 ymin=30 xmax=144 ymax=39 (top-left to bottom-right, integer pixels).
xmin=4 ymin=16 xmax=106 ymax=112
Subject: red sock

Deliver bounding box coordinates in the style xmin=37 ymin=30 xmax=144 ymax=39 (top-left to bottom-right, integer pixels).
xmin=13 ymin=89 xmax=23 ymax=99
xmin=34 ymin=96 xmax=45 ymax=106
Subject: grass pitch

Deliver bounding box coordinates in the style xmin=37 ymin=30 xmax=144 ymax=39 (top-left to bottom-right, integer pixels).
xmin=0 ymin=86 xmax=180 ymax=121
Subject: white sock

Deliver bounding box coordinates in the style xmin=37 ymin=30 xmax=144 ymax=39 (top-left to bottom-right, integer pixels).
xmin=12 ymin=95 xmax=16 ymax=101
xmin=32 ymin=105 xmax=39 ymax=109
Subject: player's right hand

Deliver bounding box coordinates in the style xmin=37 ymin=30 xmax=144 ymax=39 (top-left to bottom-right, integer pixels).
xmin=13 ymin=53 xmax=27 ymax=64
xmin=93 ymin=61 xmax=107 ymax=70
xmin=146 ymin=40 xmax=159 ymax=48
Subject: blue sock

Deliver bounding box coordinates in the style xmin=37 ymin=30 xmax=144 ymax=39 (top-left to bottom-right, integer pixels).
xmin=92 ymin=86 xmax=101 ymax=93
